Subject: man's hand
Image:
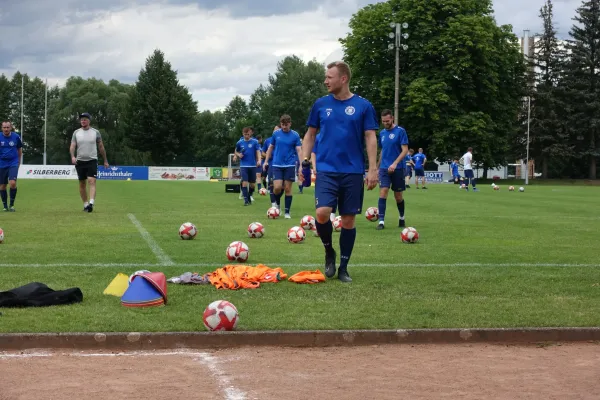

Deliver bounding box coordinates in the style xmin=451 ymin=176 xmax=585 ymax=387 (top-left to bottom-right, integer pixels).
xmin=233 ymin=155 xmax=238 ymax=162
xmin=104 ymin=160 xmax=109 ymax=168
xmin=256 ymin=160 xmax=261 ymax=167
xmin=366 ymin=168 xmax=378 ymax=190
xmin=298 ymin=169 xmax=304 ymax=183
xmin=71 ymin=156 xmax=77 ymax=165
xmin=388 ymin=162 xmax=397 ymax=174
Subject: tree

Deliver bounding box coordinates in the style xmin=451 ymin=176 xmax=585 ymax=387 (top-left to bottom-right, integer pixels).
xmin=195 ymin=110 xmax=230 ymax=165
xmin=129 ymin=49 xmax=198 ymax=165
xmin=340 ymin=0 xmax=526 ymax=169
xmin=0 ymin=75 xmax=10 ymax=121
xmin=562 ymin=0 xmax=600 ymax=179
xmin=224 ymin=95 xmax=251 ymax=140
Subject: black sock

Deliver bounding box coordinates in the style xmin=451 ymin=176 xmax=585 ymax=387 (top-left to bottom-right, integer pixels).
xmin=276 ymin=191 xmax=283 ymax=206
xmin=9 ymin=188 xmax=16 ymax=206
xmin=249 ymin=186 xmax=255 ymax=197
xmin=0 ymin=190 xmax=6 ymax=208
xmin=397 ymin=199 xmax=405 ymax=218
xmin=285 ymin=195 xmax=292 ymax=213
xmin=339 ymin=227 xmax=357 ymax=271
xmin=241 ymin=186 xmax=249 ymax=202
xmin=316 ymin=220 xmax=333 ymax=252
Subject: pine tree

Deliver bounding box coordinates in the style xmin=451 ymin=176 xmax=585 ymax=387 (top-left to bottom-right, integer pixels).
xmin=562 ymin=0 xmax=600 ymax=179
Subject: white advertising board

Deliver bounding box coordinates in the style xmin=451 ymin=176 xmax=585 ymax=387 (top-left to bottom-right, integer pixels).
xmin=18 ymin=165 xmax=77 ymax=179
xmin=148 ymin=166 xmax=198 ymax=181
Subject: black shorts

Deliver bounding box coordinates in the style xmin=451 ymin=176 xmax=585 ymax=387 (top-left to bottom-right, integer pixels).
xmin=75 ymin=160 xmax=98 ymax=181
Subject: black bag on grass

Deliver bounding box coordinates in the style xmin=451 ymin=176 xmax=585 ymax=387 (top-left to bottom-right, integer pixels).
xmin=0 ymin=282 xmax=83 ymax=308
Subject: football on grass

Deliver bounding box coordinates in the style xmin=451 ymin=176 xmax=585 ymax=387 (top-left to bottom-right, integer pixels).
xmin=0 ymin=227 xmax=5 ymax=243
xmin=247 ymin=222 xmax=265 ymax=238
xmin=401 ymin=227 xmax=419 ymax=244
xmin=333 ymin=216 xmax=342 ymax=232
xmin=267 ymin=207 xmax=280 ymax=219
xmin=203 ymin=300 xmax=239 ymax=331
xmin=300 ymin=215 xmax=316 ymax=231
xmin=226 ymin=241 xmax=249 ymax=262
xmin=365 ymin=207 xmax=379 ymax=222
xmin=259 ymin=188 xmax=267 ymax=196
xmin=287 ymin=226 xmax=306 ymax=243
xmin=179 ymin=222 xmax=197 ymax=239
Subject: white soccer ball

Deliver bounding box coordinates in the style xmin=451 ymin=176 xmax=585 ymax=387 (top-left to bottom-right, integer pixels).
xmin=460 ymin=183 xmax=466 ymax=189
xmin=300 ymin=215 xmax=316 ymax=231
xmin=267 ymin=207 xmax=280 ymax=219
xmin=287 ymin=226 xmax=306 ymax=243
xmin=365 ymin=207 xmax=379 ymax=222
xmin=179 ymin=222 xmax=197 ymax=240
xmin=226 ymin=241 xmax=249 ymax=262
xmin=333 ymin=216 xmax=342 ymax=232
xmin=247 ymin=222 xmax=265 ymax=238
xmin=0 ymin=227 xmax=4 ymax=243
xmin=508 ymin=186 xmax=515 ymax=191
xmin=491 ymin=183 xmax=496 ymax=187
xmin=493 ymin=185 xmax=500 ymax=191
xmin=519 ymin=187 xmax=525 ymax=192
xmin=259 ymin=188 xmax=267 ymax=196
xmin=401 ymin=227 xmax=419 ymax=244
xmin=129 ymin=269 xmax=150 ymax=283
xmin=202 ymin=300 xmax=239 ymax=331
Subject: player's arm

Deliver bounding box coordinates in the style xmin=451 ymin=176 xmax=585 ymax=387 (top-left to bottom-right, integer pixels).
xmin=365 ymin=129 xmax=378 ymax=188
xmin=311 ymin=152 xmax=317 ymax=173
xmin=98 ymin=139 xmax=108 ymax=166
xmin=302 ymin=127 xmax=317 ymax=160
xmin=255 ymin=148 xmax=261 ymax=166
xmin=70 ymin=134 xmax=77 ymax=164
xmin=392 ymin=145 xmax=409 ymax=168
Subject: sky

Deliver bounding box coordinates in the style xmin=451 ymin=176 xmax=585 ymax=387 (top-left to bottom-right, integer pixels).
xmin=0 ymin=0 xmax=583 ymax=111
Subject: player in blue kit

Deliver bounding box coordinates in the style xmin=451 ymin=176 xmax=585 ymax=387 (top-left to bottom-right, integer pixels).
xmin=450 ymin=158 xmax=462 ymax=185
xmin=311 ymin=134 xmax=337 ymax=221
xmin=300 ymin=61 xmax=379 ymax=283
xmin=264 ymin=115 xmax=302 ymax=218
xmin=376 ymin=110 xmax=408 ymax=230
xmin=412 ymin=148 xmax=427 ymax=189
xmin=262 ymin=126 xmax=278 ymax=206
xmin=254 ymin=135 xmax=263 ymax=192
xmin=404 ymin=148 xmax=414 ymax=188
xmin=0 ymin=121 xmax=22 ymax=211
xmin=234 ymin=127 xmax=261 ymax=206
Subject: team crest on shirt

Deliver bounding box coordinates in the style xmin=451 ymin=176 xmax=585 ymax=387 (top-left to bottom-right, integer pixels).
xmin=389 ymin=134 xmax=395 ymax=139
xmin=248 ymin=144 xmax=253 ymax=148
xmin=345 ymin=106 xmax=355 ymax=115
xmin=8 ymin=141 xmax=14 ymax=146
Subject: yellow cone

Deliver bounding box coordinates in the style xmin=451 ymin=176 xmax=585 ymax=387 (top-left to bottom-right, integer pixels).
xmin=103 ymin=273 xmax=130 ymax=297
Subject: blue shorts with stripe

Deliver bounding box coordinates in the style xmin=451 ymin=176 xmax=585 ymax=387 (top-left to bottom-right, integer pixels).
xmin=315 ymin=172 xmax=364 ymax=215
xmin=378 ymin=168 xmax=405 ymax=192
xmin=240 ymin=167 xmax=257 ymax=183
xmin=273 ymin=166 xmax=296 ymax=182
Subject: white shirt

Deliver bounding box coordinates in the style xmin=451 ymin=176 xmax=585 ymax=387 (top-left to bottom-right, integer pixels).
xmin=462 ymin=152 xmax=473 ymax=170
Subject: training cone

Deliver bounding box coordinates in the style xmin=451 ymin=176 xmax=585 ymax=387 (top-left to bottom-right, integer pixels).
xmin=103 ymin=273 xmax=130 ymax=297
xmin=121 ymin=272 xmax=167 ymax=307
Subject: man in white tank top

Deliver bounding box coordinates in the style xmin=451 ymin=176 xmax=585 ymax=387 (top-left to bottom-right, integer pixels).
xmin=461 ymin=147 xmax=478 ymax=192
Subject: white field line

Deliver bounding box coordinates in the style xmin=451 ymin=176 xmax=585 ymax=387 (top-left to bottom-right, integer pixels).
xmin=127 ymin=213 xmax=174 ymax=266
xmin=0 ymin=262 xmax=599 ymax=268
xmin=195 ymin=352 xmax=247 ymax=400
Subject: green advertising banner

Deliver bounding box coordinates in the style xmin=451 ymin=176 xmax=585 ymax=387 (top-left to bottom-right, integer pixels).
xmin=211 ymin=168 xmax=223 ymax=179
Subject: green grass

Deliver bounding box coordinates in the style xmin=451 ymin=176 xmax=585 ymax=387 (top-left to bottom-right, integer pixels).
xmin=0 ymin=179 xmax=599 ymax=332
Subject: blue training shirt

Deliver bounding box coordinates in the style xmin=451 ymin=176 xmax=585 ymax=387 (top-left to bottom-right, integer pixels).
xmin=262 ymin=137 xmax=273 ymax=161
xmin=235 ymin=138 xmax=260 ymax=167
xmin=306 ymin=94 xmax=379 ymax=174
xmin=270 ymin=129 xmax=301 ymax=167
xmin=378 ymin=125 xmax=409 ymax=170
xmin=451 ymin=161 xmax=459 ymax=176
xmin=404 ymin=154 xmax=412 ymax=168
xmin=0 ymin=132 xmax=22 ymax=168
xmin=413 ymin=152 xmax=426 ymax=170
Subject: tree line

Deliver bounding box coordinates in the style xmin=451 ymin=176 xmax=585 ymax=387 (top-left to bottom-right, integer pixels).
xmin=0 ymin=0 xmax=598 ymax=178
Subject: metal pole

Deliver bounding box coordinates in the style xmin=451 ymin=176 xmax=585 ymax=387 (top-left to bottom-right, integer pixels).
xmin=20 ymin=75 xmax=24 ymax=164
xmin=43 ymin=79 xmax=48 ymax=165
xmin=394 ymin=23 xmax=400 ymax=125
xmin=525 ymin=96 xmax=531 ymax=185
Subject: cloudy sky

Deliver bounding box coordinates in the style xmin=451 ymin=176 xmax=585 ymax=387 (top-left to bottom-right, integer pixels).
xmin=1 ymin=0 xmax=582 ymax=111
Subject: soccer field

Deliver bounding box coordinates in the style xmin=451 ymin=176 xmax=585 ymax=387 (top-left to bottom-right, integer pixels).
xmin=1 ymin=180 xmax=599 ymax=332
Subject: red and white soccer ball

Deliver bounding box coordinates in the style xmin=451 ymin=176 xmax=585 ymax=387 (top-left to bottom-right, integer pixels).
xmin=365 ymin=207 xmax=379 ymax=222
xmin=179 ymin=222 xmax=197 ymax=240
xmin=287 ymin=226 xmax=306 ymax=243
xmin=508 ymin=186 xmax=515 ymax=191
xmin=247 ymin=222 xmax=265 ymax=238
xmin=460 ymin=183 xmax=466 ymax=189
xmin=267 ymin=207 xmax=280 ymax=219
xmin=300 ymin=215 xmax=316 ymax=231
xmin=226 ymin=241 xmax=250 ymax=262
xmin=401 ymin=227 xmax=419 ymax=244
xmin=493 ymin=185 xmax=500 ymax=191
xmin=332 ymin=216 xmax=342 ymax=232
xmin=259 ymin=188 xmax=267 ymax=196
xmin=202 ymin=300 xmax=239 ymax=331
xmin=0 ymin=227 xmax=4 ymax=243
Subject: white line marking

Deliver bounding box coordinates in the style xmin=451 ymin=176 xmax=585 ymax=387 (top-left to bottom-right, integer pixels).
xmin=195 ymin=352 xmax=247 ymax=400
xmin=127 ymin=213 xmax=174 ymax=266
xmin=0 ymin=262 xmax=599 ymax=268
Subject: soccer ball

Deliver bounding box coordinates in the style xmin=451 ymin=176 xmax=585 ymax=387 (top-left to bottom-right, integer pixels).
xmin=287 ymin=226 xmax=306 ymax=243
xmin=491 ymin=183 xmax=496 ymax=187
xmin=247 ymin=222 xmax=264 ymax=238
xmin=267 ymin=207 xmax=280 ymax=219
xmin=460 ymin=183 xmax=466 ymax=189
xmin=259 ymin=188 xmax=267 ymax=196
xmin=401 ymin=227 xmax=419 ymax=244
xmin=300 ymin=215 xmax=316 ymax=231
xmin=226 ymin=241 xmax=249 ymax=262
xmin=508 ymin=186 xmax=515 ymax=191
xmin=179 ymin=222 xmax=197 ymax=240
xmin=129 ymin=269 xmax=150 ymax=283
xmin=365 ymin=207 xmax=379 ymax=222
xmin=202 ymin=300 xmax=239 ymax=331
xmin=333 ymin=216 xmax=342 ymax=232
xmin=493 ymin=185 xmax=500 ymax=191
xmin=0 ymin=228 xmax=4 ymax=243
xmin=519 ymin=187 xmax=525 ymax=192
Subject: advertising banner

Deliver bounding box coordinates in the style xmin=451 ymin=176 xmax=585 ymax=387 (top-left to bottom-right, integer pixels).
xmin=18 ymin=165 xmax=77 ymax=179
xmin=195 ymin=167 xmax=210 ymax=181
xmin=97 ymin=166 xmax=149 ymax=180
xmin=148 ymin=166 xmax=198 ymax=181
xmin=424 ymin=172 xmax=444 ymax=183
xmin=210 ymin=167 xmax=223 ymax=179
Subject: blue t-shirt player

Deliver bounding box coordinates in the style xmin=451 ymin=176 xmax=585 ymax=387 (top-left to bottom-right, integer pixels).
xmin=376 ymin=109 xmax=409 ymax=230
xmin=234 ymin=127 xmax=261 ymax=206
xmin=0 ymin=121 xmax=22 ymax=211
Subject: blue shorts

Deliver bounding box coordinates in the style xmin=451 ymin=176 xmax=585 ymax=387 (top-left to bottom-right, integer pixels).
xmin=0 ymin=166 xmax=19 ymax=185
xmin=379 ymin=168 xmax=405 ymax=192
xmin=452 ymin=174 xmax=461 ymax=181
xmin=273 ymin=166 xmax=296 ymax=182
xmin=315 ymin=172 xmax=364 ymax=215
xmin=464 ymin=169 xmax=474 ymax=179
xmin=240 ymin=167 xmax=257 ymax=183
xmin=415 ymin=168 xmax=425 ymax=177
xmin=405 ymin=167 xmax=413 ymax=178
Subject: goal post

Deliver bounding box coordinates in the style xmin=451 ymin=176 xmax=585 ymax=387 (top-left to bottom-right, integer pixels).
xmin=227 ymin=153 xmax=240 ymax=181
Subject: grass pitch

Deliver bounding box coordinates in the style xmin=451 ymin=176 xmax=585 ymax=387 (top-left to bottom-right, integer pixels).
xmin=0 ymin=179 xmax=599 ymax=332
